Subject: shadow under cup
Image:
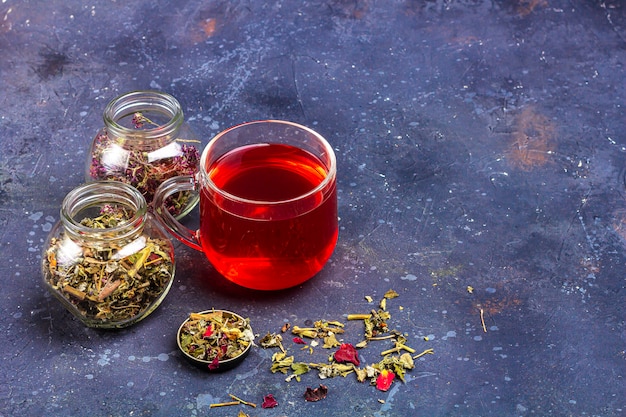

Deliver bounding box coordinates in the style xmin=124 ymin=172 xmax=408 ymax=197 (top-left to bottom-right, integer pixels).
xmin=154 ymin=120 xmax=338 ymax=291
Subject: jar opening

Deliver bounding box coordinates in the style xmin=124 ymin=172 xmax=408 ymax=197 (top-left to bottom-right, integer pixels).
xmin=61 ymin=182 xmax=147 ymax=242
xmin=103 ymin=91 xmax=184 ymax=148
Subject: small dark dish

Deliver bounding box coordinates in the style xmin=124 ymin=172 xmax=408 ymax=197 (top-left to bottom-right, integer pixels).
xmin=177 ymin=309 xmax=254 ymax=372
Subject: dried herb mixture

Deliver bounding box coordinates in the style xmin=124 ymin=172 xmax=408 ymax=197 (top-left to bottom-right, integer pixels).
xmin=43 ymin=206 xmax=174 ymax=324
xmin=260 ymin=289 xmax=434 ymax=392
xmin=178 ymin=310 xmax=254 ymax=370
xmin=88 ymin=112 xmax=200 ymax=216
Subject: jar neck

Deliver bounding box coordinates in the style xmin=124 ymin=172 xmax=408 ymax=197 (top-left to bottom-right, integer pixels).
xmin=61 ymin=181 xmax=147 ymax=245
xmin=103 ymin=90 xmax=184 ymax=151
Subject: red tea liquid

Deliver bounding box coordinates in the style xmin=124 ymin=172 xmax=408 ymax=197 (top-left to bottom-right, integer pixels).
xmin=199 ymin=143 xmax=338 ymax=290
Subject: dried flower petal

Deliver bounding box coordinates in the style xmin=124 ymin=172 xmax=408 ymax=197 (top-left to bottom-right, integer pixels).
xmin=376 ymin=369 xmax=395 ymax=391
xmin=261 ymin=394 xmax=278 ymax=409
xmin=293 ymin=337 xmax=306 ymax=344
xmin=203 ymin=324 xmax=214 ymax=338
xmin=304 ymin=384 xmax=328 ymax=402
xmin=208 ymin=356 xmax=220 ymax=370
xmin=333 ymin=343 xmax=360 ymax=366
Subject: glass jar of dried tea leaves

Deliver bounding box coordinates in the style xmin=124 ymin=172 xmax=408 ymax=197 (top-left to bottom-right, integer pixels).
xmin=42 ymin=181 xmax=175 ymax=328
xmin=86 ymin=90 xmax=200 ymax=219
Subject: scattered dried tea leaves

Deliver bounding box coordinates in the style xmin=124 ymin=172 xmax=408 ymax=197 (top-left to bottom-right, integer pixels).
xmin=262 ymin=291 xmax=434 ymax=394
xmin=304 ymin=384 xmax=328 ymax=402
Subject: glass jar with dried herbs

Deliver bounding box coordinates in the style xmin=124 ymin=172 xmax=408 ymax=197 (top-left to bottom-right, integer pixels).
xmin=86 ymin=90 xmax=200 ymax=219
xmin=42 ymin=181 xmax=175 ymax=328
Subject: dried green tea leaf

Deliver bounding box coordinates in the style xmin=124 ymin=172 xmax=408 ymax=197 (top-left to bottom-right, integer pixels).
xmin=322 ymin=333 xmax=341 ymax=349
xmin=399 ymin=353 xmax=415 ymax=369
xmin=271 ymin=355 xmax=295 ymax=374
xmin=355 ymin=340 xmax=368 ymax=349
xmin=384 ymin=289 xmax=399 ymax=299
xmin=260 ymin=332 xmax=283 ymax=349
xmin=291 ymin=362 xmax=311 ymax=376
xmin=355 ymin=367 xmax=368 ymax=382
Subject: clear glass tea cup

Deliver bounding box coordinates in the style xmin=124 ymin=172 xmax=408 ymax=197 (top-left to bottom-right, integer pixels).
xmin=153 ymin=120 xmax=338 ymax=291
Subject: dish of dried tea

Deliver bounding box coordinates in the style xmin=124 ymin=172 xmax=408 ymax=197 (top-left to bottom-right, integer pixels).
xmin=178 ymin=310 xmax=254 ymax=369
xmin=43 ymin=207 xmax=174 ymax=325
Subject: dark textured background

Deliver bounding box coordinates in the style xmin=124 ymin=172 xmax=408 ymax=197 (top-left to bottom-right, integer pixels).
xmin=1 ymin=1 xmax=624 ymax=416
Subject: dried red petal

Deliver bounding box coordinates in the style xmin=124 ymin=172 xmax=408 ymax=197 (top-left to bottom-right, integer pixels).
xmin=261 ymin=394 xmax=278 ymax=409
xmin=304 ymin=384 xmax=328 ymax=402
xmin=376 ymin=369 xmax=395 ymax=391
xmin=293 ymin=337 xmax=306 ymax=344
xmin=208 ymin=356 xmax=220 ymax=370
xmin=203 ymin=324 xmax=213 ymax=338
xmin=333 ymin=343 xmax=360 ymax=366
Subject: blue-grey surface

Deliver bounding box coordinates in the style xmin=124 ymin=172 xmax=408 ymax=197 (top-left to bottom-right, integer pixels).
xmin=1 ymin=0 xmax=625 ymax=416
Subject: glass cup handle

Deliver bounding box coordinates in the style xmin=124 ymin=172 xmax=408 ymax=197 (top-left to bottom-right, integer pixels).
xmin=152 ymin=176 xmax=202 ymax=252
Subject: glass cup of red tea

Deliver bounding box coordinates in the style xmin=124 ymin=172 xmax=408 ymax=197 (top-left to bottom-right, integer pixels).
xmin=153 ymin=120 xmax=338 ymax=290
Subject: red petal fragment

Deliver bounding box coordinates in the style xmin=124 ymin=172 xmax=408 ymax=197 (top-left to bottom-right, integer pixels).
xmin=333 ymin=343 xmax=360 ymax=366
xmin=293 ymin=337 xmax=306 ymax=345
xmin=304 ymin=384 xmax=328 ymax=402
xmin=261 ymin=394 xmax=278 ymax=409
xmin=203 ymin=324 xmax=213 ymax=338
xmin=376 ymin=369 xmax=395 ymax=391
xmin=208 ymin=356 xmax=220 ymax=370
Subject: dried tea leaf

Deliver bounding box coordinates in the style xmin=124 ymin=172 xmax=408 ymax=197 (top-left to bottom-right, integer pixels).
xmin=355 ymin=340 xmax=368 ymax=349
xmin=384 ymin=289 xmax=399 ymax=299
xmin=260 ymin=332 xmax=283 ymax=349
xmin=291 ymin=362 xmax=311 ymax=376
xmin=399 ymin=352 xmax=414 ymax=369
xmin=304 ymin=384 xmax=328 ymax=402
xmin=322 ymin=333 xmax=341 ymax=349
xmin=271 ymin=355 xmax=295 ymax=374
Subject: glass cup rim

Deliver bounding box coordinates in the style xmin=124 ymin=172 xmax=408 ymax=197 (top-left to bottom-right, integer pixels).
xmin=199 ymin=120 xmax=337 ymax=206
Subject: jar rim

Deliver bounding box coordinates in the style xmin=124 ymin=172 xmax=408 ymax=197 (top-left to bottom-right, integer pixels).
xmin=103 ymin=90 xmax=184 ymax=142
xmin=61 ymin=181 xmax=147 ymax=241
